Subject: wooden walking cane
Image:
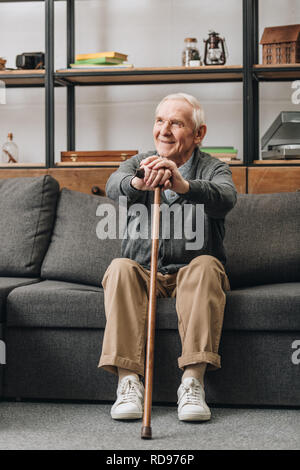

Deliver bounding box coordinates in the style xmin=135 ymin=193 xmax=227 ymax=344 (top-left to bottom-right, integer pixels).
xmin=141 ymin=185 xmax=161 ymax=440
xmin=134 ymin=168 xmax=161 ymax=440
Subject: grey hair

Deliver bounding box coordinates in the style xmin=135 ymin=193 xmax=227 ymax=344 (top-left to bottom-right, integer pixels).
xmin=155 ymin=93 xmax=205 ymax=131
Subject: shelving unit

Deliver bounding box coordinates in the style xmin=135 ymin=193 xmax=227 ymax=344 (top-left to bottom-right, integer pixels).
xmin=1 ymin=0 xmax=300 ymax=192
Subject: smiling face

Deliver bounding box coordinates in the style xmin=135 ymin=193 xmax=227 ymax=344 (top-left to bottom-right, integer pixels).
xmin=153 ymin=99 xmax=206 ymax=166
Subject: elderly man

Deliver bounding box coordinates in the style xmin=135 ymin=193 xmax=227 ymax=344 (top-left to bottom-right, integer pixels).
xmin=98 ymin=93 xmax=237 ymax=422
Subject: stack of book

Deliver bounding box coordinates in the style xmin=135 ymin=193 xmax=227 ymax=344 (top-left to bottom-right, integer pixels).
xmin=70 ymin=52 xmax=133 ymax=69
xmin=200 ymin=146 xmax=239 ymax=162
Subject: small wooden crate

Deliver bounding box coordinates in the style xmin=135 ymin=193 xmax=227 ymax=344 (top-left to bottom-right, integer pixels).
xmin=60 ymin=150 xmax=138 ymax=163
xmin=260 ymin=24 xmax=300 ymax=65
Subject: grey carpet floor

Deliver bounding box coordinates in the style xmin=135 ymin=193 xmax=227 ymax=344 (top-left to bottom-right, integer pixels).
xmin=0 ymin=401 xmax=299 ymax=450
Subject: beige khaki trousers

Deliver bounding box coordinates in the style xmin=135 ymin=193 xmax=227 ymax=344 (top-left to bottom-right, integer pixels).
xmin=98 ymin=255 xmax=230 ymax=377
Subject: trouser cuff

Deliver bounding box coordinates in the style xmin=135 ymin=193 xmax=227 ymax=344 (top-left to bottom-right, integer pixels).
xmin=98 ymin=354 xmax=144 ymax=377
xmin=178 ymin=352 xmax=221 ymax=371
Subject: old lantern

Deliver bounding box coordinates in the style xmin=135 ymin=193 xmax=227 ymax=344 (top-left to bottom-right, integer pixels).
xmin=203 ymin=30 xmax=227 ymax=65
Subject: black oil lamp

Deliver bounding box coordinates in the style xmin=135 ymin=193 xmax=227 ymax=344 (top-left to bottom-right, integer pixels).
xmin=203 ymin=30 xmax=228 ymax=65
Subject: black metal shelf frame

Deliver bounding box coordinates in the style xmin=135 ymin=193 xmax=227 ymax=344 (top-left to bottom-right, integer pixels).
xmin=45 ymin=0 xmax=54 ymax=168
xmin=1 ymin=0 xmax=299 ymax=167
xmin=0 ymin=0 xmax=71 ymax=167
xmin=63 ymin=0 xmax=256 ymax=167
xmin=243 ymin=0 xmax=259 ymax=164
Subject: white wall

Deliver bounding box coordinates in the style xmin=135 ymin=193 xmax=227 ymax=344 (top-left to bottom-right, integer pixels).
xmin=0 ymin=0 xmax=299 ymax=163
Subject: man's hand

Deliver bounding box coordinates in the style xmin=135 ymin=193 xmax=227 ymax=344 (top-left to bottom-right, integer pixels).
xmin=138 ymin=155 xmax=190 ymax=194
xmin=131 ymin=155 xmax=173 ymax=191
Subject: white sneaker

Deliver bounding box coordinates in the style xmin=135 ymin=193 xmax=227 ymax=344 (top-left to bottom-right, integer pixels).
xmin=177 ymin=377 xmax=211 ymax=421
xmin=111 ymin=375 xmax=144 ymax=420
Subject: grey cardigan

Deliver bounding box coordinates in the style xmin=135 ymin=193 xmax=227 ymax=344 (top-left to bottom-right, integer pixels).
xmin=105 ymin=147 xmax=237 ymax=274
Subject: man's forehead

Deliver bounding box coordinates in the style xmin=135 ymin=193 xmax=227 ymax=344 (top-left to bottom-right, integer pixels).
xmin=156 ymin=99 xmax=193 ymax=119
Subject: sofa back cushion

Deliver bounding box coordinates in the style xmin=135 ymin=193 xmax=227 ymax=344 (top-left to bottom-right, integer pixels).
xmin=224 ymin=192 xmax=300 ymax=288
xmin=0 ymin=175 xmax=59 ymax=277
xmin=41 ymin=188 xmax=121 ymax=286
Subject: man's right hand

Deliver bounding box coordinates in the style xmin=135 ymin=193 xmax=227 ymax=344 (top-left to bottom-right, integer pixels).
xmin=131 ymin=163 xmax=172 ymax=191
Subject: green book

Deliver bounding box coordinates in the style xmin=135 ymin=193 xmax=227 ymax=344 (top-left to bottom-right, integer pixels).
xmin=201 ymin=147 xmax=238 ymax=153
xmin=74 ymin=57 xmax=124 ymax=65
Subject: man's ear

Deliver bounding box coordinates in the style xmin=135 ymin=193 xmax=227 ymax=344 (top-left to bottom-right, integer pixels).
xmin=194 ymin=125 xmax=207 ymax=145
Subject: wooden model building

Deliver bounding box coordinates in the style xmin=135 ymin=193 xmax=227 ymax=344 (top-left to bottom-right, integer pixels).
xmin=260 ymin=24 xmax=300 ymax=64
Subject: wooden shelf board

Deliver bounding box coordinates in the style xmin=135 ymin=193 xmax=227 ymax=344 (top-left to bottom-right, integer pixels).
xmin=0 ymin=0 xmax=63 ymax=2
xmin=55 ymin=162 xmax=122 ymax=167
xmin=253 ymin=64 xmax=300 ymax=80
xmin=0 ymin=69 xmax=45 ymax=86
xmin=0 ymin=66 xmax=243 ymax=86
xmin=2 ymin=64 xmax=298 ymax=85
xmin=253 ymin=160 xmax=300 ymax=165
xmin=0 ymin=163 xmax=46 ymax=168
xmin=55 ymin=66 xmax=243 ymax=84
xmin=0 ymin=0 xmax=65 ymax=2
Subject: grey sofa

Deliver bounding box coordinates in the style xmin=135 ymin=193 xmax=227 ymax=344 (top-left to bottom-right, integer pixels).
xmin=0 ymin=175 xmax=299 ymax=406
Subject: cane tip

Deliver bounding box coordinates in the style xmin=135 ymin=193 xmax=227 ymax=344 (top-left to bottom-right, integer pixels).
xmin=141 ymin=426 xmax=152 ymax=439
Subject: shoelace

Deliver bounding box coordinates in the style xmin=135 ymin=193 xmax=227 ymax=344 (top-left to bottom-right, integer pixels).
xmin=178 ymin=382 xmax=203 ymax=405
xmin=119 ymin=379 xmax=143 ymax=404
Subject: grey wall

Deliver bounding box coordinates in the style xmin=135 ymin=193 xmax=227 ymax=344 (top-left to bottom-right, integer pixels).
xmin=0 ymin=0 xmax=299 ymax=163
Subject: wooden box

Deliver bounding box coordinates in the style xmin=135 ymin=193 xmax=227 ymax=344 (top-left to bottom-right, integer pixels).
xmin=60 ymin=150 xmax=138 ymax=163
xmin=260 ymin=24 xmax=300 ymax=65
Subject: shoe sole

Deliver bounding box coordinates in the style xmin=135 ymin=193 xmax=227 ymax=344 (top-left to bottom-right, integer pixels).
xmin=178 ymin=413 xmax=211 ymax=422
xmin=111 ymin=412 xmax=143 ymax=420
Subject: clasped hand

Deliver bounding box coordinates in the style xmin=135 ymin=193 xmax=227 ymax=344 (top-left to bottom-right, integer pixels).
xmin=131 ymin=155 xmax=189 ymax=194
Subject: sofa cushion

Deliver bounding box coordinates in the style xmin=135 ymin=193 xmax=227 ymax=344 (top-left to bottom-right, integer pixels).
xmin=7 ymin=280 xmax=105 ymax=328
xmin=224 ymin=282 xmax=300 ymax=330
xmin=6 ymin=279 xmax=176 ymax=329
xmin=0 ymin=175 xmax=59 ymax=277
xmin=6 ymin=280 xmax=300 ymax=331
xmin=41 ymin=189 xmax=121 ymax=286
xmin=0 ymin=278 xmax=40 ymax=322
xmin=224 ymin=192 xmax=300 ymax=288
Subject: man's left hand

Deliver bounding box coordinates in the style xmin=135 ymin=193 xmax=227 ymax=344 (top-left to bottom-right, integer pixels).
xmin=140 ymin=155 xmax=190 ymax=194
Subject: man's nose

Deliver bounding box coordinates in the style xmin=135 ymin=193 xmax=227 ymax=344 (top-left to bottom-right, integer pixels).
xmin=160 ymin=120 xmax=172 ymax=134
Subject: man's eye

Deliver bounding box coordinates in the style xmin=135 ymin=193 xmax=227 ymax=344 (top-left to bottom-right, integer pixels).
xmin=172 ymin=121 xmax=183 ymax=128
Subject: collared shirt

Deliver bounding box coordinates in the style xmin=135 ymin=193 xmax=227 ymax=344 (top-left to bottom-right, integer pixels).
xmin=163 ymin=150 xmax=195 ymax=204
